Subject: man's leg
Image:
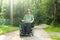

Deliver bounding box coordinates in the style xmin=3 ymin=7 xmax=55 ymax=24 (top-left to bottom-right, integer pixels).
xmin=26 ymin=23 xmax=31 ymax=34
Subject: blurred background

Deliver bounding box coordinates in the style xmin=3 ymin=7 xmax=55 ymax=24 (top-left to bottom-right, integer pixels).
xmin=0 ymin=0 xmax=60 ymax=26
xmin=0 ymin=0 xmax=60 ymax=40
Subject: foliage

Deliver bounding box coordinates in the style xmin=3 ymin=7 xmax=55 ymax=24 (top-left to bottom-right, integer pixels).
xmin=0 ymin=0 xmax=60 ymax=26
xmin=0 ymin=17 xmax=5 ymax=25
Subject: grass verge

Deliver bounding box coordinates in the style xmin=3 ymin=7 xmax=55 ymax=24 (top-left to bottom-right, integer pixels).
xmin=45 ymin=25 xmax=60 ymax=40
xmin=0 ymin=25 xmax=19 ymax=35
xmin=45 ymin=25 xmax=60 ymax=32
xmin=51 ymin=35 xmax=60 ymax=40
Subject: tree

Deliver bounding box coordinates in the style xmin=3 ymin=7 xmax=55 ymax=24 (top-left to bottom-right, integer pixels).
xmin=52 ymin=0 xmax=58 ymax=26
xmin=0 ymin=0 xmax=6 ymax=26
xmin=0 ymin=0 xmax=3 ymax=12
xmin=9 ymin=0 xmax=14 ymax=26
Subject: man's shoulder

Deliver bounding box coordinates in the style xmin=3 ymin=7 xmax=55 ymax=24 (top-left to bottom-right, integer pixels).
xmin=24 ymin=14 xmax=34 ymax=16
xmin=24 ymin=14 xmax=27 ymax=16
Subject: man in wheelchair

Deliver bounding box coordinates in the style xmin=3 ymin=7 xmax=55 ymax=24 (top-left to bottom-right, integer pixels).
xmin=20 ymin=9 xmax=34 ymax=36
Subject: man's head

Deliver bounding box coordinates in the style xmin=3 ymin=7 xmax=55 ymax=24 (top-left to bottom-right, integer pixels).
xmin=27 ymin=8 xmax=31 ymax=14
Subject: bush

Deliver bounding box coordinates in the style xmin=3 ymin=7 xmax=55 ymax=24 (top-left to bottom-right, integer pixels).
xmin=0 ymin=18 xmax=5 ymax=26
xmin=5 ymin=19 xmax=10 ymax=25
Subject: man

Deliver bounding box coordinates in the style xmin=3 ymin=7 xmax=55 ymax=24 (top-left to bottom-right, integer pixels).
xmin=22 ymin=9 xmax=34 ymax=23
xmin=21 ymin=9 xmax=34 ymax=35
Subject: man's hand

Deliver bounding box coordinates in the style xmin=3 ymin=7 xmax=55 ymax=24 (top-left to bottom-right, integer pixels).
xmin=30 ymin=18 xmax=34 ymax=23
xmin=30 ymin=21 xmax=33 ymax=23
xmin=21 ymin=20 xmax=24 ymax=22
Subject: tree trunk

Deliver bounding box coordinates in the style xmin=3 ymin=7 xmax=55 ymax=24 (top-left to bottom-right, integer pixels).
xmin=9 ymin=0 xmax=14 ymax=26
xmin=0 ymin=0 xmax=3 ymax=12
xmin=53 ymin=0 xmax=58 ymax=26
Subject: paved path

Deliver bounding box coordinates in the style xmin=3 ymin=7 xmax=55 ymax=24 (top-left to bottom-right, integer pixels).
xmin=0 ymin=24 xmax=52 ymax=40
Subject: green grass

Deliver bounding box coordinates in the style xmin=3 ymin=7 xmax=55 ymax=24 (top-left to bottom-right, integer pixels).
xmin=0 ymin=25 xmax=19 ymax=35
xmin=45 ymin=26 xmax=60 ymax=32
xmin=51 ymin=35 xmax=60 ymax=40
xmin=45 ymin=25 xmax=60 ymax=40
